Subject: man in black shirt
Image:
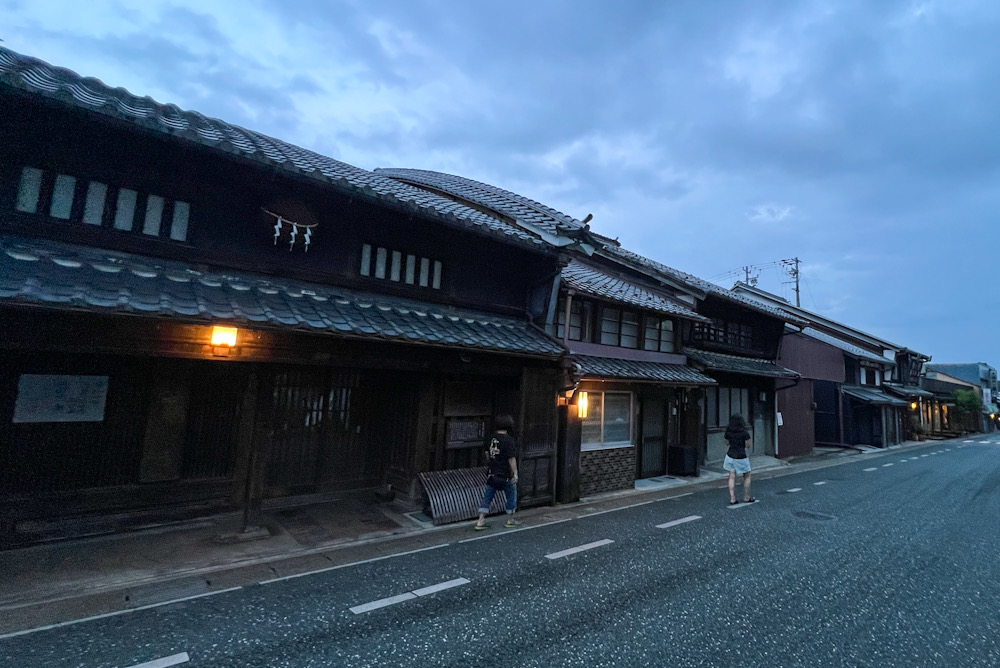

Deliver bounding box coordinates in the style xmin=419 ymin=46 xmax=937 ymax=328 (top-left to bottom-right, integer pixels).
xmin=474 ymin=414 xmax=521 ymax=530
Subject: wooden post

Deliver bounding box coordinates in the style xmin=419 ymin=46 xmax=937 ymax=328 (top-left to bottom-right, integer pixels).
xmin=556 ymin=404 xmax=581 ymax=503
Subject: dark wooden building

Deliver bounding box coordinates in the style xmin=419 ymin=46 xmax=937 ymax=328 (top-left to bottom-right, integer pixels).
xmin=0 ymin=47 xmax=576 ymax=548
xmin=733 ymin=284 xmax=927 ymax=454
xmin=601 ymin=250 xmax=802 ymax=464
xmin=373 ymin=170 xmax=726 ymax=498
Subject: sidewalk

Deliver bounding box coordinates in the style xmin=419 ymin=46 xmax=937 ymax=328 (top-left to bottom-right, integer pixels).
xmin=0 ymin=439 xmax=931 ymax=637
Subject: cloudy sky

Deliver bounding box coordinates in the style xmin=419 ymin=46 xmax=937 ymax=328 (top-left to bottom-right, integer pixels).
xmin=4 ymin=0 xmax=998 ymax=365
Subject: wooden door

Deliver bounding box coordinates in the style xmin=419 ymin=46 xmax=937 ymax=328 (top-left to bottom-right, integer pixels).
xmin=640 ymin=397 xmax=666 ymax=478
xmin=517 ymin=368 xmax=559 ymax=507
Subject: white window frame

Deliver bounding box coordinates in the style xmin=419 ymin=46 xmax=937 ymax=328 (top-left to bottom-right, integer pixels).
xmin=581 ymin=390 xmax=635 ymax=451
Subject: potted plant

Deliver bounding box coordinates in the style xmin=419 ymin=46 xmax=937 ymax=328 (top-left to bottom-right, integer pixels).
xmin=910 ymin=416 xmax=926 ymax=441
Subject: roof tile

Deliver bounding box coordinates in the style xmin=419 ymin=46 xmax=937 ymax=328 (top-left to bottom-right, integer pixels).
xmin=0 ymin=235 xmax=565 ymax=358
xmin=562 ymin=261 xmax=708 ymax=322
xmin=576 ymin=355 xmax=716 ymax=385
xmin=683 ymin=348 xmax=799 ymax=379
xmin=0 ymin=46 xmax=549 ymax=252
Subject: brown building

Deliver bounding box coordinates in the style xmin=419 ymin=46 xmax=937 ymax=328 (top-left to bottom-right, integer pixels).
xmin=0 ymin=46 xmax=580 ymax=548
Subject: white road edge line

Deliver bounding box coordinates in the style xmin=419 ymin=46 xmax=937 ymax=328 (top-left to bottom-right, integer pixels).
xmin=584 ymin=499 xmax=658 ymax=517
xmin=787 ymin=488 xmax=802 ymax=493
xmin=412 ymin=578 xmax=471 ymax=597
xmin=545 ymin=539 xmax=614 ymax=560
xmin=458 ymin=518 xmax=572 ymax=544
xmin=0 ymin=588 xmax=243 ymax=640
xmin=349 ymin=592 xmax=416 ymax=614
xmin=260 ymin=543 xmax=449 ymax=584
xmin=125 ymin=653 xmax=191 ymax=668
xmin=655 ymin=515 xmax=702 ymax=529
xmin=668 ymin=492 xmax=694 ymax=499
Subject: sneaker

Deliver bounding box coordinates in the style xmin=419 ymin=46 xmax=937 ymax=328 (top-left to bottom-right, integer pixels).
xmin=504 ymin=519 xmax=523 ymax=528
xmin=474 ymin=523 xmax=491 ymax=531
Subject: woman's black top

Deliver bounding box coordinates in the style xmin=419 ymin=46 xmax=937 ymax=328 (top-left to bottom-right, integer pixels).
xmin=725 ymin=427 xmax=750 ymax=459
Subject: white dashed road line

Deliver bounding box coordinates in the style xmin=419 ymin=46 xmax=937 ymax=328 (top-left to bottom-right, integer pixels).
xmin=920 ymin=454 xmax=929 ymax=458
xmin=813 ymin=481 xmax=827 ymax=485
xmin=787 ymin=488 xmax=802 ymax=493
xmin=727 ymin=500 xmax=759 ymax=510
xmin=350 ymin=593 xmax=417 ymax=615
xmin=882 ymin=463 xmax=894 ymax=467
xmin=964 ymin=440 xmax=976 ymax=443
xmin=863 ymin=467 xmax=878 ymax=472
xmin=412 ymin=577 xmax=471 ymax=597
xmin=979 ymin=441 xmax=991 ymax=444
xmin=350 ymin=578 xmax=471 ymax=614
xmin=545 ymin=539 xmax=614 ymax=560
xmin=655 ymin=515 xmax=701 ymax=529
xmin=125 ymin=654 xmax=191 ymax=668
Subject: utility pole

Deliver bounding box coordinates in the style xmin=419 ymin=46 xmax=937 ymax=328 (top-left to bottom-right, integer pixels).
xmin=742 ymin=265 xmax=758 ymax=287
xmin=781 ymin=257 xmax=801 ymax=307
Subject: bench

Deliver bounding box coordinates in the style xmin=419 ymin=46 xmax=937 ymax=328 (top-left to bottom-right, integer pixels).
xmin=418 ymin=468 xmax=509 ymax=525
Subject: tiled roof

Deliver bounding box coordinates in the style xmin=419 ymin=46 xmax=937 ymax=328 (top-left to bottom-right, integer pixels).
xmin=576 ymin=355 xmax=716 ymax=385
xmin=375 ymin=168 xmax=588 ymax=246
xmin=882 ymin=384 xmax=934 ymax=399
xmin=562 ymin=261 xmax=708 ymax=322
xmin=799 ymin=328 xmax=895 ymax=365
xmin=683 ymin=348 xmax=799 ymax=379
xmin=598 ymin=241 xmax=807 ymax=326
xmin=0 ymin=236 xmax=565 ymax=357
xmin=841 ymin=386 xmax=909 ymax=407
xmin=0 ymin=47 xmax=548 ymax=251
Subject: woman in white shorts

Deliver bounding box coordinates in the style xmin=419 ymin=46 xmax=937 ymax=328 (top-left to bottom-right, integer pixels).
xmin=723 ymin=414 xmax=754 ymax=505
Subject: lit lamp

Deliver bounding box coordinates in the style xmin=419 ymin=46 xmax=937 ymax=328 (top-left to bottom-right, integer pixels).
xmin=211 ymin=326 xmax=238 ymax=356
xmin=910 ymin=402 xmax=918 ymax=410
xmin=577 ymin=391 xmax=589 ymax=419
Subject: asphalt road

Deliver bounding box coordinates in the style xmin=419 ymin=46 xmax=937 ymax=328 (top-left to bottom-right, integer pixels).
xmin=3 ymin=439 xmax=1000 ymax=667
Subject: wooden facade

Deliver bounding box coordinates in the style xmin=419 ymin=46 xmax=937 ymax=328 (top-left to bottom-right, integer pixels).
xmin=0 ymin=50 xmax=570 ymax=548
xmin=733 ymin=284 xmax=930 ymax=456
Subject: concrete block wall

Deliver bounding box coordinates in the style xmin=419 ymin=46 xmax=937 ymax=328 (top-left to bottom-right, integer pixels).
xmin=580 ymin=446 xmax=635 ymax=497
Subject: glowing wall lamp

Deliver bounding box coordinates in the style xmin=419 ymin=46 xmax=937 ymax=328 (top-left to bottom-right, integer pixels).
xmin=910 ymin=402 xmax=918 ymax=410
xmin=211 ymin=326 xmax=238 ymax=355
xmin=577 ymin=391 xmax=589 ymax=419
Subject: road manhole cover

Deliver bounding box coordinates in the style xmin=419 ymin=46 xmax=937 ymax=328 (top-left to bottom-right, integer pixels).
xmin=794 ymin=510 xmax=837 ymax=521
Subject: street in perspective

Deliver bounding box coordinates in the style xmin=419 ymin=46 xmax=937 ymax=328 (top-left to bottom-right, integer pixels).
xmin=3 ymin=437 xmax=1000 ymax=667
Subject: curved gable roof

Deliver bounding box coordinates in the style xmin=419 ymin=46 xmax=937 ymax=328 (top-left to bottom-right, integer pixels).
xmin=599 ymin=241 xmax=807 ymax=326
xmin=0 ymin=47 xmax=550 ymax=252
xmin=562 ymin=261 xmax=708 ymax=322
xmin=375 ymin=168 xmax=592 ymax=248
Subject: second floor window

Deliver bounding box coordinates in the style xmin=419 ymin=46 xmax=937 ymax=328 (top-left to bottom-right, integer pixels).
xmin=643 ymin=316 xmax=675 ymax=353
xmin=694 ymin=318 xmax=755 ymax=350
xmin=600 ymin=307 xmax=640 ymax=348
xmin=360 ymin=244 xmax=442 ymax=290
xmin=860 ymin=366 xmax=881 ymax=387
xmin=555 ymin=297 xmax=675 ymax=352
xmin=14 ymin=166 xmax=190 ymax=242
